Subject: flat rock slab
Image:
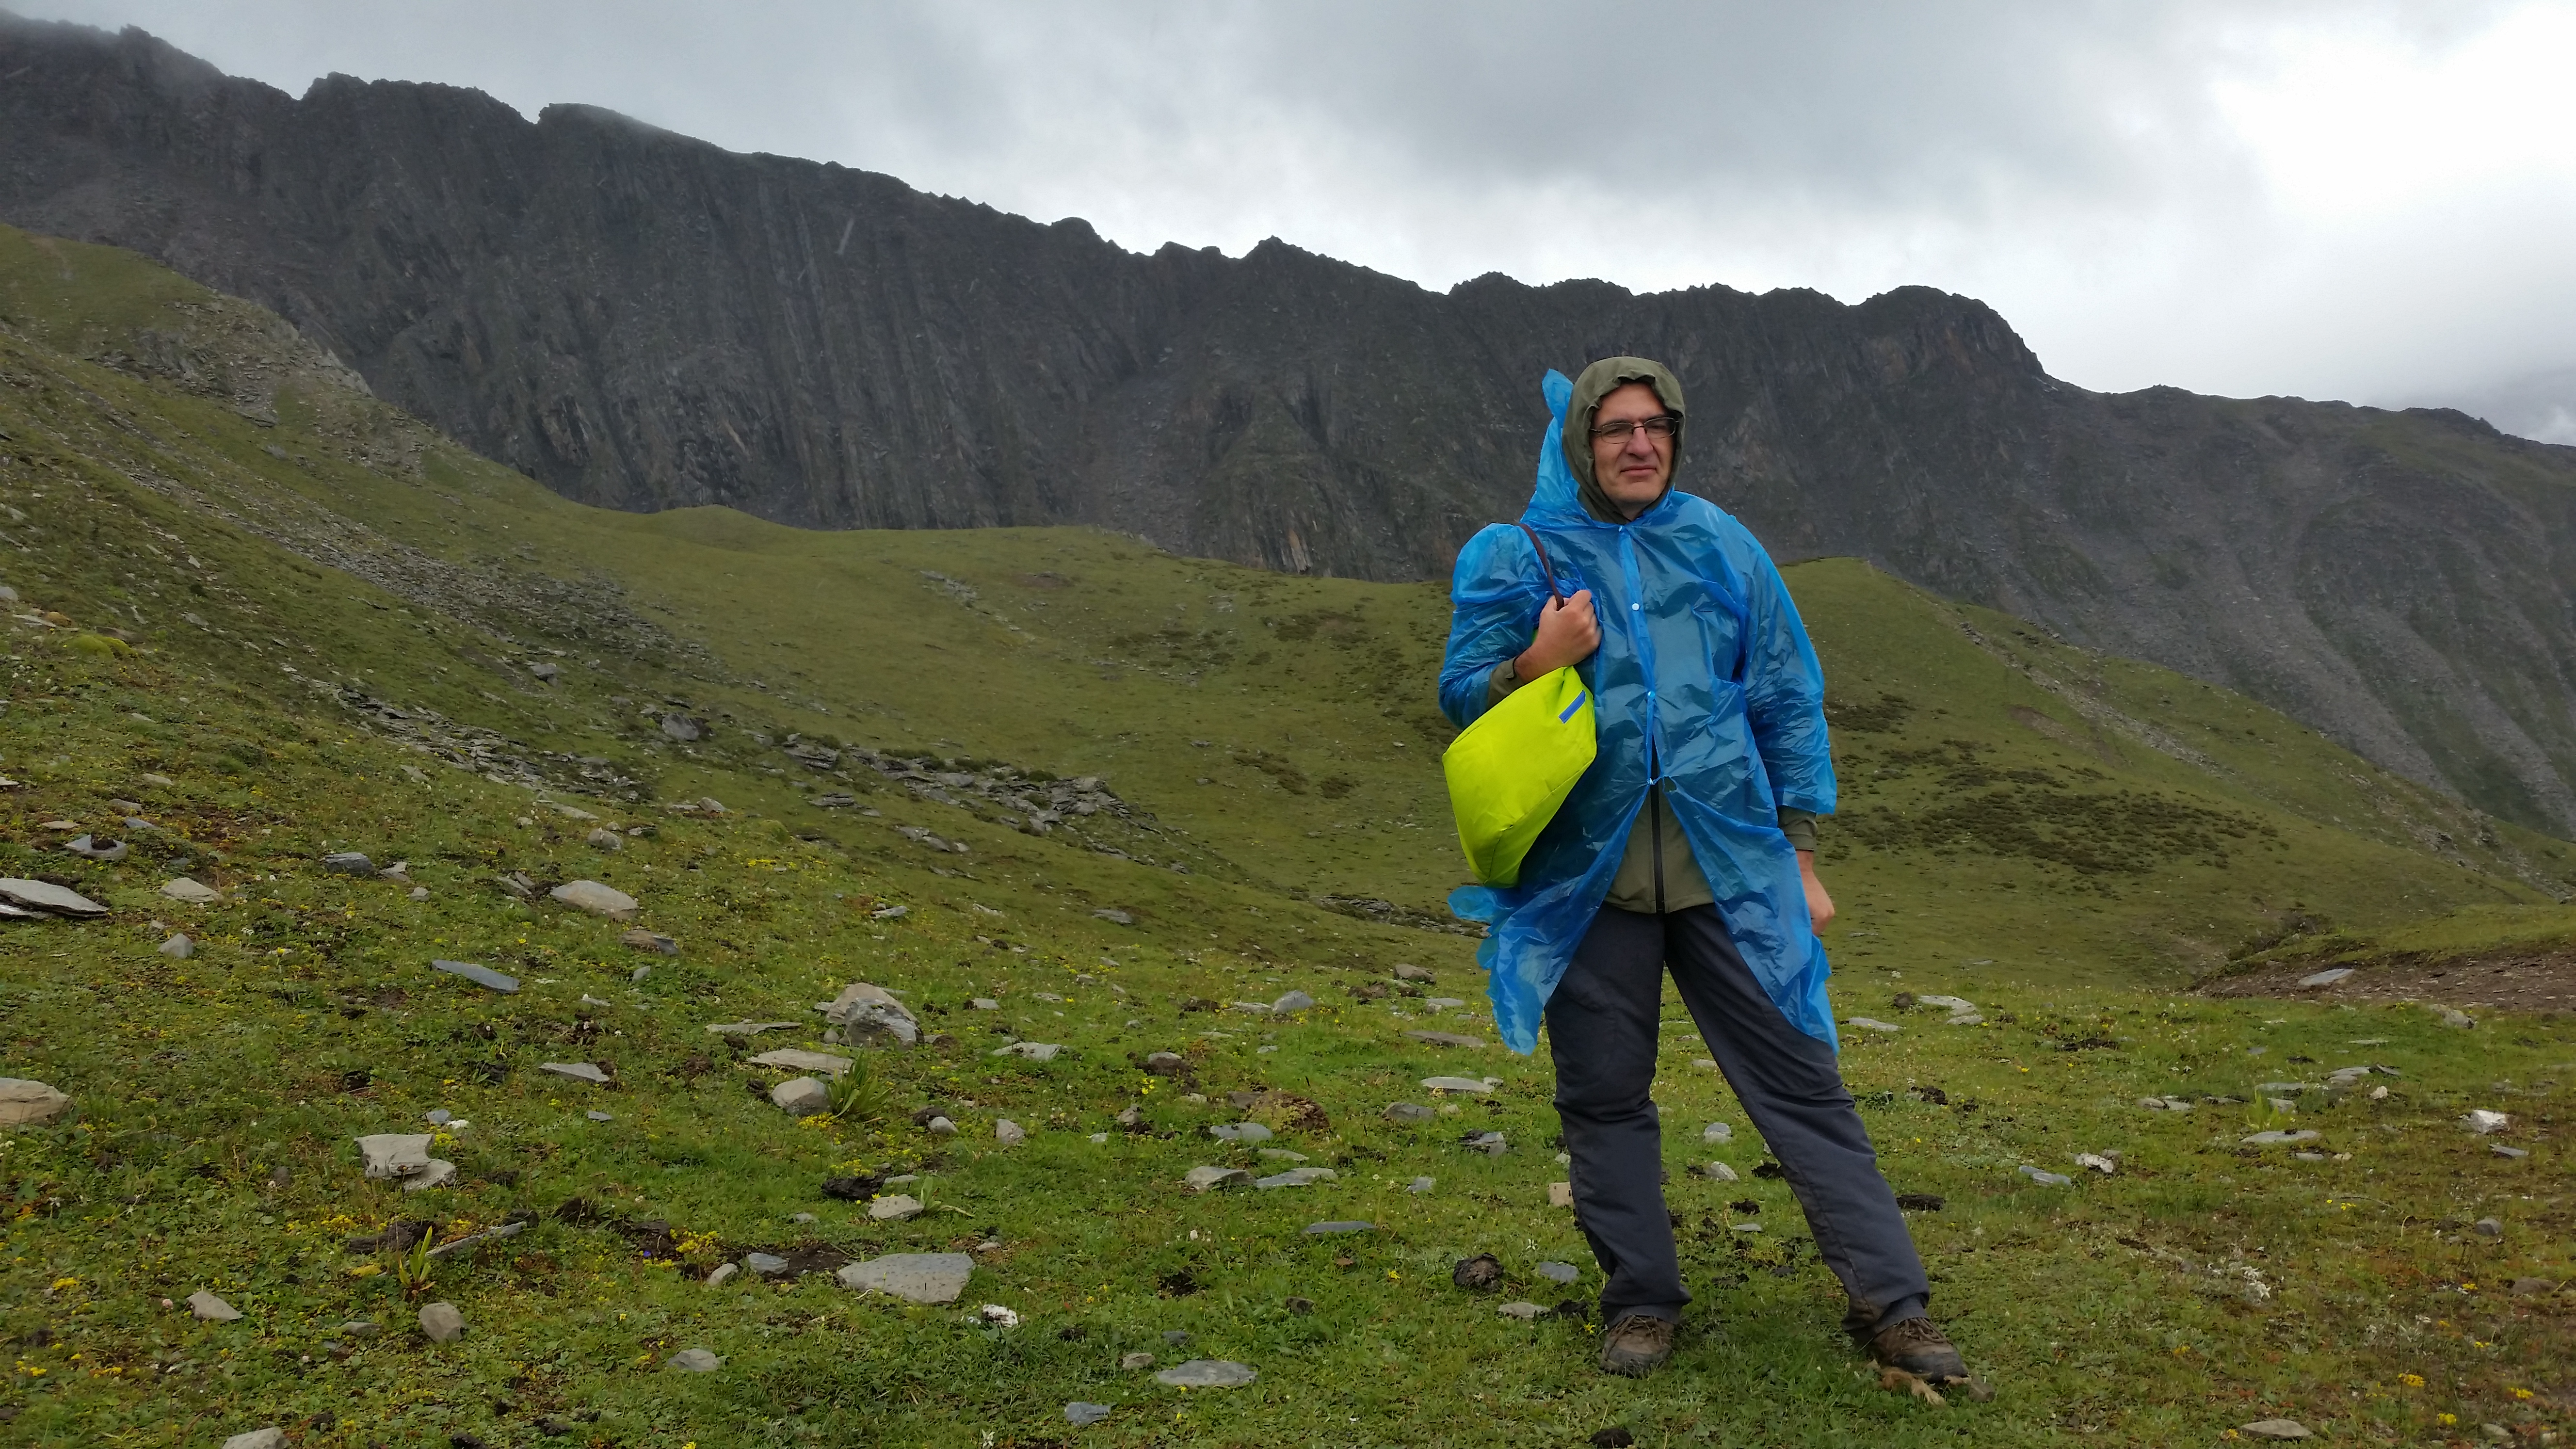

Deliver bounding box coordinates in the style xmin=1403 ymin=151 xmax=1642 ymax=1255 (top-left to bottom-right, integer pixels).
xmin=1384 ymin=1102 xmax=1434 ymax=1123
xmin=355 ymin=1133 xmax=434 ymax=1179
xmin=866 ymin=1194 xmax=925 ymax=1221
xmin=2017 ymin=1165 xmax=2075 ymax=1186
xmin=991 ymin=1041 xmax=1062 ymax=1062
xmin=1497 ymin=1301 xmax=1544 ymax=1320
xmin=1271 ymin=991 xmax=1316 ymax=1014
xmin=0 ymin=1078 xmax=72 ymax=1127
xmin=1185 ymin=1165 xmax=1252 ymax=1192
xmin=401 ymin=1159 xmax=459 ymax=1191
xmin=541 ymin=1062 xmax=612 ymax=1085
xmin=2298 ymin=968 xmax=2355 ymax=987
xmin=1255 ymin=1167 xmax=1336 ymax=1189
xmin=160 ymin=877 xmax=221 ymax=902
xmin=1845 ymin=1017 xmax=1901 ymax=1033
xmin=1536 ymin=1261 xmax=1580 ymax=1284
xmin=1208 ymin=1122 xmax=1273 ymax=1143
xmin=223 ymin=1429 xmax=287 ymax=1449
xmin=706 ymin=1021 xmax=801 ymax=1037
xmin=0 ymin=878 xmax=107 ymax=918
xmin=1403 ymin=1031 xmax=1485 ymax=1048
xmin=1155 ymin=1359 xmax=1257 ymax=1388
xmin=666 ymin=1348 xmax=722 ymax=1372
xmin=2241 ymin=1129 xmax=2323 ymax=1146
xmin=838 ymin=1252 xmax=972 ymax=1304
xmin=2239 ymin=1420 xmax=2312 ymax=1440
xmin=550 ymin=880 xmax=640 ymax=920
xmin=621 ymin=929 xmax=680 ymax=955
xmin=430 ymin=959 xmax=519 ymax=993
xmin=1702 ymin=1122 xmax=1734 ymax=1143
xmin=747 ymin=1048 xmax=853 ymax=1077
xmin=320 ymin=852 xmax=374 ymax=875
xmin=1064 ymin=1401 xmax=1112 ymax=1426
xmin=1302 ymin=1220 xmax=1376 ymax=1235
xmin=188 ymin=1290 xmax=241 ymax=1321
xmin=1422 ymin=1076 xmax=1496 ymax=1094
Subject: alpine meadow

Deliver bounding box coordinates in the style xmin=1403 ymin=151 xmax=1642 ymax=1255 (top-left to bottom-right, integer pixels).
xmin=0 ymin=212 xmax=2571 ymax=1449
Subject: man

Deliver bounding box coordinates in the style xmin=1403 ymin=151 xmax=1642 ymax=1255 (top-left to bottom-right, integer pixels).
xmin=1439 ymin=357 xmax=1972 ymax=1387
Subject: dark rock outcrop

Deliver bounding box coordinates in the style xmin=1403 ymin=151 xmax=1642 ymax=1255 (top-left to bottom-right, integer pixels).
xmin=3 ymin=16 xmax=2572 ymax=833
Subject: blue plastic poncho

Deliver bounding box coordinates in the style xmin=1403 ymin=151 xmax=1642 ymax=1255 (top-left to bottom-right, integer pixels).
xmin=1442 ymin=370 xmax=1840 ymax=1054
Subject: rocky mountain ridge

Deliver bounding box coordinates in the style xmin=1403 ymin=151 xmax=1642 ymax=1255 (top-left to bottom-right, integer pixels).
xmin=2 ymin=14 xmax=2572 ymax=835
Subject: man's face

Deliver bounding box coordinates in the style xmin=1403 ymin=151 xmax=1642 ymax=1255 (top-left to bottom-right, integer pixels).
xmin=1589 ymin=381 xmax=1675 ymax=517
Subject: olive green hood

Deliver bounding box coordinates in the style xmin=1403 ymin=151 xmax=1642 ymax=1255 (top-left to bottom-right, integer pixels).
xmin=1561 ymin=355 xmax=1687 ymax=523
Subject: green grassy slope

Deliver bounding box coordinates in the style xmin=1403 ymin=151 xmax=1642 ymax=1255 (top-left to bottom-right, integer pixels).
xmin=0 ymin=227 xmax=2569 ymax=1447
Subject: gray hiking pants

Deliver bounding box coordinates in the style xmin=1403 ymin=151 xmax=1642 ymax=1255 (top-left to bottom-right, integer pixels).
xmin=1545 ymin=903 xmax=1930 ymax=1336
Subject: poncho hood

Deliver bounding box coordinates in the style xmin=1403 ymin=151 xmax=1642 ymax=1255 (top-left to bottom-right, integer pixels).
xmin=1562 ymin=355 xmax=1687 ymax=524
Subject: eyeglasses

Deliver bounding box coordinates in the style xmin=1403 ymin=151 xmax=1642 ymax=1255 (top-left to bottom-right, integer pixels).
xmin=1590 ymin=415 xmax=1679 ymax=445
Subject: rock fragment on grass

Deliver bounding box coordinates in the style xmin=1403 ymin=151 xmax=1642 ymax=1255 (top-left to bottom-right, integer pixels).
xmin=1496 ymin=1301 xmax=1543 ymax=1320
xmin=1154 ymin=1359 xmax=1256 ymax=1388
xmin=705 ymin=1262 xmax=738 ymax=1287
xmin=222 ymin=1429 xmax=286 ymax=1449
xmin=402 ymin=1159 xmax=458 ymax=1191
xmin=188 ymin=1290 xmax=241 ymax=1321
xmin=1422 ymin=1076 xmax=1496 ymax=1095
xmin=2017 ymin=1165 xmax=2074 ymax=1186
xmin=819 ymin=982 xmax=919 ymax=1046
xmin=2240 ymin=1129 xmax=2321 ymax=1146
xmin=0 ymin=878 xmax=108 ymax=918
xmin=621 ymin=929 xmax=680 ymax=955
xmin=1383 ymin=1101 xmax=1433 ymax=1123
xmin=0 ymin=1078 xmax=72 ymax=1127
xmin=1064 ymin=1401 xmax=1111 ymax=1426
xmin=418 ymin=1302 xmax=465 ymax=1342
xmin=770 ymin=1078 xmax=830 ymax=1115
xmin=158 ymin=933 xmax=193 ymax=958
xmin=1302 ymin=1220 xmax=1375 ymax=1235
xmin=992 ymin=1041 xmax=1062 ymax=1062
xmin=161 ymin=877 xmax=220 ymax=903
xmin=1184 ymin=1165 xmax=1252 ymax=1192
xmin=550 ymin=880 xmax=639 ymax=921
xmin=430 ymin=959 xmax=519 ymax=992
xmin=356 ymin=1133 xmax=433 ymax=1179
xmin=320 ymin=852 xmax=374 ymax=875
xmin=747 ymin=1048 xmax=852 ymax=1077
xmin=666 ymin=1348 xmax=721 ymax=1372
xmin=1120 ymin=1351 xmax=1156 ymax=1370
xmin=2238 ymin=1420 xmax=2311 ymax=1441
xmin=1535 ymin=1261 xmax=1580 ymax=1285
xmin=996 ymin=1119 xmax=1027 ymax=1147
xmin=2462 ymin=1109 xmax=2510 ymax=1134
xmin=866 ymin=1194 xmax=924 ymax=1221
xmin=837 ymin=1252 xmax=972 ymax=1303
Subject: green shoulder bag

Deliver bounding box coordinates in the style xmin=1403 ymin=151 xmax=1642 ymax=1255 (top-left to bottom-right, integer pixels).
xmin=1442 ymin=524 xmax=1599 ymax=886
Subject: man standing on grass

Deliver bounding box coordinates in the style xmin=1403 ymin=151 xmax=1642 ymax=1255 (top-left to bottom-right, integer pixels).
xmin=1440 ymin=357 xmax=1973 ymax=1387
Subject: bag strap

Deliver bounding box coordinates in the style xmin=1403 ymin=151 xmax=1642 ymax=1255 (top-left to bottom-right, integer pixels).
xmin=1513 ymin=522 xmax=1564 ymax=603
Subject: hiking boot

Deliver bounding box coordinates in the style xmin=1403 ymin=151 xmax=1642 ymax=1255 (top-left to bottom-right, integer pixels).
xmin=1868 ymin=1315 xmax=1968 ymax=1382
xmin=1597 ymin=1314 xmax=1676 ymax=1377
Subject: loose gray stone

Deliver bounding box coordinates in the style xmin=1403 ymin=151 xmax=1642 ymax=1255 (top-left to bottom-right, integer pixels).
xmin=424 ymin=1109 xmax=452 ymax=1126
xmin=2017 ymin=1165 xmax=2075 ymax=1186
xmin=0 ymin=878 xmax=108 ymax=918
xmin=2462 ymin=1110 xmax=2511 ymax=1134
xmin=1496 ymin=1301 xmax=1544 ymax=1320
xmin=188 ymin=1290 xmax=241 ymax=1321
xmin=1120 ymin=1351 xmax=1156 ymax=1369
xmin=0 ymin=1078 xmax=73 ymax=1127
xmin=402 ymin=1160 xmax=459 ymax=1191
xmin=996 ymin=1119 xmax=1027 ymax=1147
xmin=2241 ymin=1129 xmax=2322 ymax=1146
xmin=1185 ymin=1165 xmax=1253 ymax=1192
xmin=586 ymin=1111 xmax=612 ymax=1123
xmin=586 ymin=828 xmax=625 ymax=852
xmin=992 ymin=1041 xmax=1062 ymax=1062
xmin=1421 ymin=1076 xmax=1495 ymax=1094
xmin=1461 ymin=1130 xmax=1507 ymax=1156
xmin=1255 ymin=1167 xmax=1336 ymax=1189
xmin=1271 ymin=990 xmax=1316 ymax=1014
xmin=660 ymin=714 xmax=703 ymax=741
xmin=1701 ymin=1161 xmax=1740 ymax=1182
xmin=925 ymin=1115 xmax=958 ymax=1135
xmin=2493 ymin=1144 xmax=2530 ymax=1159
xmin=430 ymin=958 xmax=519 ymax=992
xmin=1155 ymin=1359 xmax=1257 ymax=1388
xmin=339 ymin=1320 xmax=380 ymax=1336
xmin=1698 ymin=1122 xmax=1735 ymax=1145
xmin=866 ymin=1194 xmax=925 ymax=1221
xmin=667 ymin=1348 xmax=721 ymax=1372
xmin=1383 ymin=1102 xmax=1433 ymax=1124
xmin=156 ymin=932 xmax=194 ymax=959
xmin=1092 ymin=909 xmax=1133 ymax=925
xmin=1208 ymin=1122 xmax=1273 ymax=1143
xmin=1403 ymin=1031 xmax=1485 ymax=1048
xmin=2472 ymin=1217 xmax=2504 ymax=1238
xmin=1409 ymin=1176 xmax=1435 ymax=1193
xmin=1844 ymin=1017 xmax=1902 ymax=1033
xmin=1394 ymin=964 xmax=1436 ymax=982
xmin=2298 ymin=967 xmax=2355 ymax=987
xmin=418 ymin=1302 xmax=465 ymax=1342
xmin=705 ymin=1021 xmax=800 ymax=1037
xmin=837 ymin=1252 xmax=973 ymax=1304
xmin=771 ymin=1077 xmax=831 ymax=1115
xmin=1535 ymin=1261 xmax=1579 ymax=1285
xmin=1065 ymin=1401 xmax=1112 ymax=1426
xmin=747 ymin=1048 xmax=853 ymax=1077
xmin=745 ymin=1252 xmax=790 ymax=1275
xmin=356 ymin=1133 xmax=434 ymax=1179
xmin=2438 ymin=1008 xmax=2476 ymax=1030
xmin=2238 ymin=1419 xmax=2312 ymax=1441
xmin=541 ymin=1062 xmax=612 ymax=1085
xmin=223 ymin=1429 xmax=287 ymax=1449
xmin=1424 ymin=997 xmax=1466 ymax=1010
xmin=1302 ymin=1221 xmax=1376 ymax=1235
xmin=550 ymin=880 xmax=640 ymax=921
xmin=1258 ymin=1147 xmax=1310 ymax=1162
xmin=161 ymin=877 xmax=221 ymax=903
xmin=820 ymin=982 xmax=920 ymax=1046
xmin=705 ymin=1262 xmax=739 ymax=1287
xmin=320 ymin=851 xmax=373 ymax=875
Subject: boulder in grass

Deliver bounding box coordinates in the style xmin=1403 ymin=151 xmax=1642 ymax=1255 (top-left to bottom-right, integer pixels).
xmin=819 ymin=982 xmax=918 ymax=1046
xmin=320 ymin=852 xmax=374 ymax=875
xmin=770 ymin=1077 xmax=831 ymax=1115
xmin=0 ymin=1079 xmax=72 ymax=1127
xmin=355 ymin=1133 xmax=434 ymax=1179
xmin=550 ymin=880 xmax=640 ymax=922
xmin=0 ymin=879 xmax=108 ymax=918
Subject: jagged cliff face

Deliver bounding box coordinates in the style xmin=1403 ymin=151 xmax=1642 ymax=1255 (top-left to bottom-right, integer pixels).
xmin=5 ymin=15 xmax=2574 ymax=835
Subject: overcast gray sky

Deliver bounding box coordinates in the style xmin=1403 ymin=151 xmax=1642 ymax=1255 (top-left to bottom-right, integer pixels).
xmin=25 ymin=0 xmax=2576 ymax=440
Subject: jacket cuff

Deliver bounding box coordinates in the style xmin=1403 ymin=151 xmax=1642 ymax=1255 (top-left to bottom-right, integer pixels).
xmin=1778 ymin=807 xmax=1819 ymax=852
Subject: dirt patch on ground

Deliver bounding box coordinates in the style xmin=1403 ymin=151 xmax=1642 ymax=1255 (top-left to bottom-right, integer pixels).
xmin=2201 ymin=944 xmax=2576 ymax=1014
